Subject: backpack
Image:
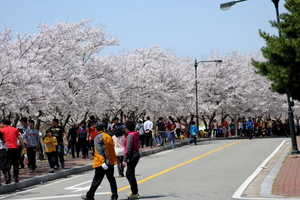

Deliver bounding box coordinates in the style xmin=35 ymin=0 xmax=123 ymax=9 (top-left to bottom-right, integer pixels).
xmin=113 ymin=123 xmax=126 ymax=137
xmin=137 ymin=123 xmax=145 ymax=135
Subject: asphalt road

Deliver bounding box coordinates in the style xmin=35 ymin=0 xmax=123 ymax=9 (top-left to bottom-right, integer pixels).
xmin=0 ymin=138 xmax=286 ymax=200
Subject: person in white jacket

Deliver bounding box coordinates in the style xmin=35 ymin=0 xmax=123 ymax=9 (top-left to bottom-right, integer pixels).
xmin=112 ymin=133 xmax=125 ymax=177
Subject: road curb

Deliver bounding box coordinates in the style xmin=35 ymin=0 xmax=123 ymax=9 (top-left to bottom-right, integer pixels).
xmin=0 ymin=163 xmax=93 ymax=194
xmin=260 ymin=143 xmax=290 ymax=198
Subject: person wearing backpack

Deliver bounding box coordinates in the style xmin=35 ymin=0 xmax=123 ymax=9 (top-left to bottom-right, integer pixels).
xmin=135 ymin=119 xmax=145 ymax=148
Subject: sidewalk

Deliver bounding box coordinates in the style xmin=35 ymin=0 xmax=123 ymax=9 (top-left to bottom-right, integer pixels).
xmin=272 ymin=136 xmax=300 ymax=197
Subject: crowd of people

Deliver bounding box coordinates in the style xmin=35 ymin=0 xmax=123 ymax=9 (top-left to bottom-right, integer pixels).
xmin=204 ymin=117 xmax=292 ymax=139
xmin=0 ymin=114 xmax=291 ymax=199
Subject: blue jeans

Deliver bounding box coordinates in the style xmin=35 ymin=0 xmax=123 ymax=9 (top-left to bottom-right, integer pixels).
xmin=170 ymin=139 xmax=175 ymax=149
xmin=158 ymin=131 xmax=165 ymax=146
xmin=189 ymin=135 xmax=197 ymax=145
xmin=154 ymin=135 xmax=160 ymax=145
xmin=268 ymin=128 xmax=273 ymax=136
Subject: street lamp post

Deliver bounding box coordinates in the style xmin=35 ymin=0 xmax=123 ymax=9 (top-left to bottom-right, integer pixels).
xmin=271 ymin=0 xmax=299 ymax=154
xmin=220 ymin=0 xmax=299 ymax=154
xmin=194 ymin=59 xmax=222 ymax=134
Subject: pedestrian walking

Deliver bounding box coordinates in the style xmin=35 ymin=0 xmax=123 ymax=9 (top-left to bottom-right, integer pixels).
xmin=81 ymin=122 xmax=118 ymax=200
xmin=112 ymin=130 xmax=125 ymax=178
xmin=246 ymin=118 xmax=254 ymax=140
xmin=123 ymin=120 xmax=140 ymax=199
xmin=166 ymin=118 xmax=176 ymax=149
xmin=44 ymin=130 xmax=58 ymax=173
xmin=189 ymin=121 xmax=198 ymax=145
xmin=175 ymin=120 xmax=182 ymax=139
xmin=77 ymin=121 xmax=88 ymax=159
xmin=46 ymin=118 xmax=68 ymax=169
xmin=238 ymin=119 xmax=244 ymax=137
xmin=87 ymin=120 xmax=97 ymax=156
xmin=1 ymin=119 xmax=26 ymax=183
xmin=211 ymin=119 xmax=218 ymax=138
xmin=68 ymin=123 xmax=79 ymax=158
xmin=156 ymin=117 xmax=165 ymax=147
xmin=23 ymin=119 xmax=40 ymax=173
xmin=143 ymin=116 xmax=153 ymax=147
xmin=17 ymin=117 xmax=28 ymax=169
xmin=0 ymin=131 xmax=11 ymax=184
xmin=135 ymin=120 xmax=145 ymax=148
xmin=229 ymin=120 xmax=235 ymax=137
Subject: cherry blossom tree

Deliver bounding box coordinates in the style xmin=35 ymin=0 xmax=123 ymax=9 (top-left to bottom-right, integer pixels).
xmin=0 ymin=20 xmax=119 ymax=126
xmin=0 ymin=19 xmax=296 ymax=129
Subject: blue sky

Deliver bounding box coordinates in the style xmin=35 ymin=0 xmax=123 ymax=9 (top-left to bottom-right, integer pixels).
xmin=0 ymin=0 xmax=287 ymax=59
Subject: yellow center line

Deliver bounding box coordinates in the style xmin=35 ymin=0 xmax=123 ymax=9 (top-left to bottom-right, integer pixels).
xmin=117 ymin=140 xmax=245 ymax=192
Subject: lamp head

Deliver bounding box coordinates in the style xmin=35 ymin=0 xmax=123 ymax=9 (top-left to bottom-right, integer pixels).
xmin=220 ymin=2 xmax=236 ymax=11
xmin=194 ymin=59 xmax=198 ymax=68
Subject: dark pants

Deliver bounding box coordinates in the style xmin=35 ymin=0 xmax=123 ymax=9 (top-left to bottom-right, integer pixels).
xmin=117 ymin=156 xmax=124 ymax=176
xmin=2 ymin=170 xmax=10 ymax=182
xmin=126 ymin=158 xmax=139 ymax=194
xmin=55 ymin=143 xmax=65 ymax=167
xmin=69 ymin=140 xmax=79 ymax=157
xmin=7 ymin=148 xmax=20 ymax=180
xmin=189 ymin=135 xmax=197 ymax=145
xmin=88 ymin=140 xmax=94 ymax=156
xmin=145 ymin=131 xmax=152 ymax=147
xmin=27 ymin=147 xmax=37 ymax=170
xmin=176 ymin=129 xmax=181 ymax=139
xmin=139 ymin=134 xmax=145 ymax=148
xmin=248 ymin=129 xmax=254 ymax=139
xmin=86 ymin=165 xmax=118 ymax=199
xmin=18 ymin=146 xmax=25 ymax=168
xmin=46 ymin=152 xmax=56 ymax=168
xmin=0 ymin=149 xmax=11 ymax=182
xmin=78 ymin=137 xmax=88 ymax=157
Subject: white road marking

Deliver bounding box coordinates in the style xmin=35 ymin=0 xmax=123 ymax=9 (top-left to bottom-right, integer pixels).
xmin=64 ymin=180 xmax=92 ymax=192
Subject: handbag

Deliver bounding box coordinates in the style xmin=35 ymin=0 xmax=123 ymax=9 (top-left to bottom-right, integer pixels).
xmin=115 ymin=147 xmax=124 ymax=156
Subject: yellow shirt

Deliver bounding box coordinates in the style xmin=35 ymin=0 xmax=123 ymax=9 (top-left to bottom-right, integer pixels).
xmin=44 ymin=136 xmax=58 ymax=153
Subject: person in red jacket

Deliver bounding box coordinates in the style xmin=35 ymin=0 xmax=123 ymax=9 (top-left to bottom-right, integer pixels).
xmin=123 ymin=121 xmax=140 ymax=199
xmin=1 ymin=119 xmax=25 ymax=183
